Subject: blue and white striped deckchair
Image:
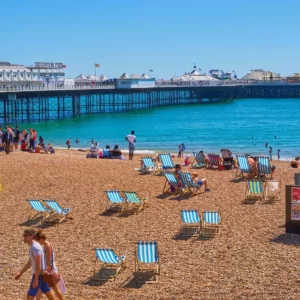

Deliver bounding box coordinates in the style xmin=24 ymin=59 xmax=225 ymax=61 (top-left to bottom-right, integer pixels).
xmin=202 ymin=211 xmax=221 ymax=237
xmin=162 ymin=172 xmax=179 ymax=194
xmin=93 ymin=248 xmax=126 ymax=281
xmin=123 ymin=191 xmax=147 ymax=214
xmin=180 ymin=210 xmax=201 ymax=236
xmin=236 ymin=155 xmax=251 ymax=178
xmin=44 ymin=200 xmax=71 ymax=225
xmin=179 ymin=171 xmax=203 ymax=197
xmin=135 ymin=241 xmax=160 ymax=283
xmin=246 ymin=180 xmax=264 ymax=202
xmin=258 ymin=157 xmax=272 ymax=179
xmin=140 ymin=157 xmax=159 ymax=174
xmin=27 ymin=199 xmax=50 ymax=224
xmin=191 ymin=152 xmax=206 ymax=169
xmin=159 ymin=154 xmax=174 ymax=170
xmin=105 ymin=190 xmax=126 ymax=212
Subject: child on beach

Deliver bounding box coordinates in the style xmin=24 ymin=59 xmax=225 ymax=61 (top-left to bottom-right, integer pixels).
xmin=277 ymin=149 xmax=280 ymax=161
xmin=184 ymin=155 xmax=190 ymax=166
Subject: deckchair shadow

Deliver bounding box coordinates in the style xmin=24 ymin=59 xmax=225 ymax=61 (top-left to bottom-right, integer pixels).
xmin=270 ymin=233 xmax=300 ymax=246
xmin=81 ymin=275 xmax=109 ymax=287
xmin=119 ymin=275 xmax=146 ymax=289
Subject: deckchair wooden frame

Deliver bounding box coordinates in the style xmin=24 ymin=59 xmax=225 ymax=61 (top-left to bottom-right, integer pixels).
xmin=135 ymin=242 xmax=160 ymax=284
xmin=93 ymin=248 xmax=126 ymax=281
xmin=26 ymin=199 xmax=50 ymax=224
xmin=180 ymin=209 xmax=202 ymax=237
xmin=202 ymin=211 xmax=222 ymax=237
xmin=263 ymin=180 xmax=281 ymax=202
xmin=140 ymin=157 xmax=160 ymax=175
xmin=245 ymin=180 xmax=264 ymax=203
xmin=122 ymin=191 xmax=148 ymax=214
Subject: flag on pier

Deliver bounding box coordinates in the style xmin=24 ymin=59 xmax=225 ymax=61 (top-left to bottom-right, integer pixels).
xmin=95 ymin=63 xmax=100 ymax=67
xmin=150 ymin=69 xmax=153 ymax=72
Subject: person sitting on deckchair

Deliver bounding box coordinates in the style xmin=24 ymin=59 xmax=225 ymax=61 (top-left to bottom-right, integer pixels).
xmin=291 ymin=157 xmax=300 ymax=168
xmin=173 ymin=164 xmax=183 ymax=191
xmin=248 ymin=156 xmax=257 ymax=177
xmin=200 ymin=151 xmax=209 ymax=165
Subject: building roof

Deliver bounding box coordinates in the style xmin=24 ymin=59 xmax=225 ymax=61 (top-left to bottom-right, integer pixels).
xmin=241 ymin=69 xmax=280 ymax=80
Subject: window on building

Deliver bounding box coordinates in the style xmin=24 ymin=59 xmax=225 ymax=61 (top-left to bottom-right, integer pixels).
xmin=0 ymin=74 xmax=2 ymax=77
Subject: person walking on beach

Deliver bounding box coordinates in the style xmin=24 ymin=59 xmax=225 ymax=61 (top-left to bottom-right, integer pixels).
xmin=3 ymin=127 xmax=13 ymax=154
xmin=15 ymin=229 xmax=55 ymax=300
xmin=35 ymin=230 xmax=65 ymax=300
xmin=181 ymin=143 xmax=186 ymax=157
xmin=125 ymin=130 xmax=136 ymax=160
xmin=269 ymin=147 xmax=273 ymax=161
xmin=278 ymin=149 xmax=280 ymax=161
xmin=66 ymin=138 xmax=71 ymax=149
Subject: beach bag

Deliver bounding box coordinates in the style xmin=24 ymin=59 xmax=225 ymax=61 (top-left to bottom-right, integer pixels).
xmin=57 ymin=276 xmax=67 ymax=294
xmin=42 ymin=267 xmax=60 ymax=287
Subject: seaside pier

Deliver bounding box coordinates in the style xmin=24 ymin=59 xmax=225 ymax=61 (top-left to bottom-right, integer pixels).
xmin=1 ymin=83 xmax=300 ymax=125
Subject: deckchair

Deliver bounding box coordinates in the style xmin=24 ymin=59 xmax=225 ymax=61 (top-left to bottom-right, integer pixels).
xmin=27 ymin=199 xmax=50 ymax=224
xmin=191 ymin=152 xmax=206 ymax=169
xmin=93 ymin=248 xmax=126 ymax=281
xmin=105 ymin=190 xmax=127 ymax=213
xmin=257 ymin=156 xmax=272 ymax=179
xmin=207 ymin=154 xmax=221 ymax=168
xmin=180 ymin=210 xmax=201 ymax=236
xmin=179 ymin=171 xmax=203 ymax=197
xmin=264 ymin=180 xmax=281 ymax=202
xmin=140 ymin=157 xmax=159 ymax=174
xmin=245 ymin=180 xmax=264 ymax=202
xmin=43 ymin=200 xmax=71 ymax=225
xmin=159 ymin=154 xmax=174 ymax=170
xmin=162 ymin=172 xmax=180 ymax=195
xmin=202 ymin=211 xmax=221 ymax=237
xmin=135 ymin=241 xmax=160 ymax=283
xmin=236 ymin=155 xmax=251 ymax=178
xmin=123 ymin=191 xmax=147 ymax=214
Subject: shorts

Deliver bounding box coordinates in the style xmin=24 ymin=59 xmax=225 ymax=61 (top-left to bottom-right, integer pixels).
xmin=197 ymin=180 xmax=203 ymax=186
xmin=28 ymin=275 xmax=50 ymax=297
xmin=129 ymin=144 xmax=135 ymax=152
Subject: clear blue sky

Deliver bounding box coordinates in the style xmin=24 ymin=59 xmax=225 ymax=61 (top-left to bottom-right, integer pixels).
xmin=1 ymin=0 xmax=299 ymax=79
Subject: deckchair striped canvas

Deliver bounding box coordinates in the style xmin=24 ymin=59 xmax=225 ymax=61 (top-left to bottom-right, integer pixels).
xmin=257 ymin=157 xmax=271 ymax=176
xmin=207 ymin=154 xmax=221 ymax=167
xmin=181 ymin=210 xmax=201 ymax=224
xmin=94 ymin=248 xmax=124 ymax=264
xmin=44 ymin=200 xmax=71 ymax=215
xmin=137 ymin=241 xmax=159 ymax=264
xmin=236 ymin=155 xmax=251 ymax=177
xmin=124 ymin=192 xmax=140 ymax=204
xmin=191 ymin=152 xmax=206 ymax=168
xmin=105 ymin=190 xmax=126 ymax=212
xmin=159 ymin=154 xmax=174 ymax=170
xmin=248 ymin=180 xmax=263 ymax=194
xmin=28 ymin=199 xmax=49 ymax=213
xmin=162 ymin=172 xmax=179 ymax=194
xmin=141 ymin=157 xmax=155 ymax=169
xmin=179 ymin=172 xmax=199 ymax=189
xmin=203 ymin=211 xmax=221 ymax=224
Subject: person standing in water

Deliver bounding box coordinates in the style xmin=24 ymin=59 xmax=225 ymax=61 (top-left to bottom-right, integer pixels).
xmin=75 ymin=137 xmax=79 ymax=144
xmin=125 ymin=130 xmax=136 ymax=160
xmin=277 ymin=149 xmax=280 ymax=161
xmin=269 ymin=147 xmax=273 ymax=161
xmin=66 ymin=138 xmax=71 ymax=149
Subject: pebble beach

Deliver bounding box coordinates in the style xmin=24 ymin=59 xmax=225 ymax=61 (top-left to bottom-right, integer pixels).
xmin=1 ymin=150 xmax=300 ymax=300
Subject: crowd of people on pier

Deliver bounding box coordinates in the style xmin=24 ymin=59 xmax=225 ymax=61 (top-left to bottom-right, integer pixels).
xmin=0 ymin=126 xmax=55 ymax=155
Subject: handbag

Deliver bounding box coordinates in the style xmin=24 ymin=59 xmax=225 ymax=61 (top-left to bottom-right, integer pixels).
xmin=42 ymin=267 xmax=61 ymax=287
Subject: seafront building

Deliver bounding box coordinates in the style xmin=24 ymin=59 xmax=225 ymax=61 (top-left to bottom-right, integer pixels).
xmin=241 ymin=69 xmax=281 ymax=81
xmin=0 ymin=61 xmax=70 ymax=88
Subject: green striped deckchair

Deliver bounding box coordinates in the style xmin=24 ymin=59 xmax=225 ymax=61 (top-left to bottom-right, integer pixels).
xmin=191 ymin=152 xmax=206 ymax=169
xmin=257 ymin=156 xmax=272 ymax=179
xmin=93 ymin=248 xmax=126 ymax=281
xmin=236 ymin=155 xmax=251 ymax=178
xmin=202 ymin=211 xmax=221 ymax=237
xmin=135 ymin=241 xmax=160 ymax=283
xmin=246 ymin=180 xmax=264 ymax=202
xmin=123 ymin=191 xmax=147 ymax=214
xmin=180 ymin=210 xmax=201 ymax=236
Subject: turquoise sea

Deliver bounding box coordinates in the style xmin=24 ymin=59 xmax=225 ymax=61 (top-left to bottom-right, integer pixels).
xmin=26 ymin=98 xmax=300 ymax=159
